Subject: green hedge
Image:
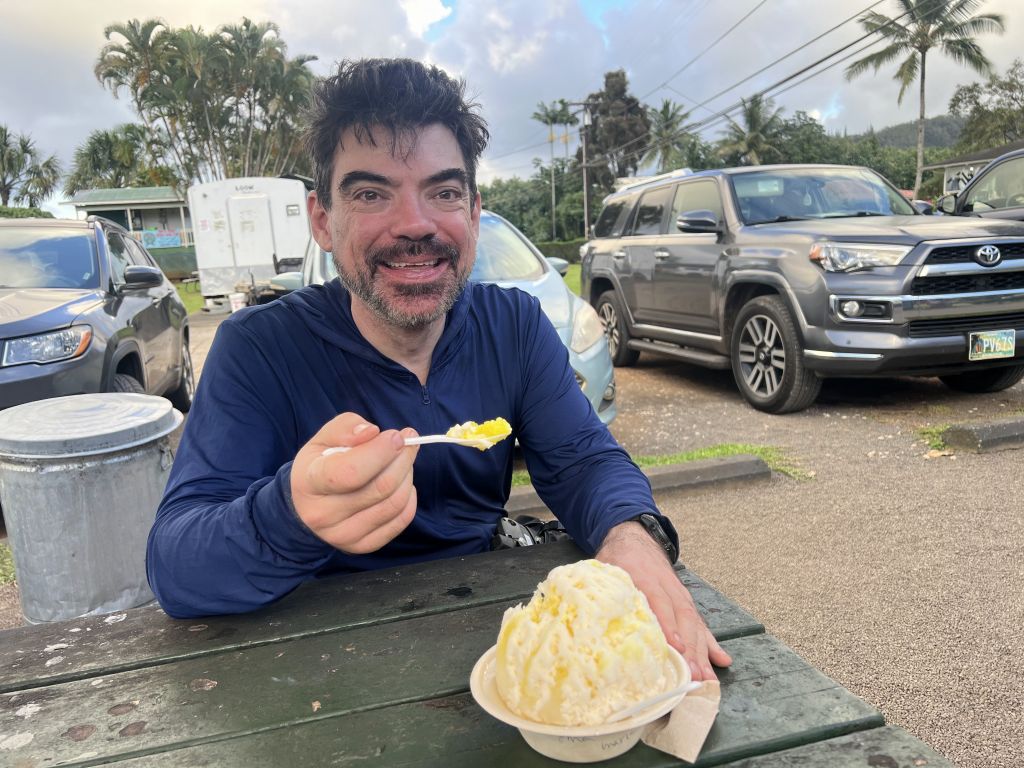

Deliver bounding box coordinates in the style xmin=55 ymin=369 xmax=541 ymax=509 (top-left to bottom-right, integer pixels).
xmin=0 ymin=205 xmax=54 ymax=219
xmin=149 ymin=246 xmax=198 ymax=280
xmin=534 ymin=238 xmax=588 ymax=264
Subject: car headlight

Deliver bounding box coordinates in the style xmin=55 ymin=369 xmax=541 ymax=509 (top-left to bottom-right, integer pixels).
xmin=570 ymin=301 xmax=604 ymax=353
xmin=809 ymin=242 xmax=910 ymax=272
xmin=2 ymin=325 xmax=93 ymax=366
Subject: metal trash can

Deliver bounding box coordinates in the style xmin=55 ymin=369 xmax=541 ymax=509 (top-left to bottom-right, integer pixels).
xmin=0 ymin=393 xmax=182 ymax=623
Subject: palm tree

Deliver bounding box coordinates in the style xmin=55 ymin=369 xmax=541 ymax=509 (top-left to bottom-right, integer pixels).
xmin=532 ymin=101 xmax=562 ymax=239
xmin=845 ymin=0 xmax=1005 ymax=197
xmin=642 ymin=100 xmax=692 ymax=173
xmin=0 ymin=125 xmax=61 ymax=208
xmin=19 ymin=155 xmax=62 ymax=208
xmin=718 ymin=95 xmax=784 ymax=166
xmin=64 ymin=124 xmax=170 ymax=195
xmin=95 ymin=19 xmax=190 ymax=176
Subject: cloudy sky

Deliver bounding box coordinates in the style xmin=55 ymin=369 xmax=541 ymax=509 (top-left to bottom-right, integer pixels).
xmin=1 ymin=0 xmax=1019 ymax=214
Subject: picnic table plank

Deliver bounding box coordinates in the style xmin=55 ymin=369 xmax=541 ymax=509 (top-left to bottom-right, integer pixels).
xmin=0 ymin=543 xmax=762 ymax=692
xmin=1 ymin=631 xmax=880 ymax=767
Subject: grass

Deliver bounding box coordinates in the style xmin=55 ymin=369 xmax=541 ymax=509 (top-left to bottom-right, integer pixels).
xmin=564 ymin=264 xmax=581 ymax=296
xmin=510 ymin=442 xmax=809 ymax=487
xmin=918 ymin=425 xmax=950 ymax=451
xmin=174 ymin=280 xmax=206 ymax=315
xmin=0 ymin=541 xmax=14 ymax=587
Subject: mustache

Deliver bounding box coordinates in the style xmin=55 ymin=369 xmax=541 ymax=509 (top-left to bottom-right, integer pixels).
xmin=368 ymin=238 xmax=462 ymax=269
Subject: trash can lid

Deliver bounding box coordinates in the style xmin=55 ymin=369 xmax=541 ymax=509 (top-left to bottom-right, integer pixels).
xmin=0 ymin=393 xmax=184 ymax=459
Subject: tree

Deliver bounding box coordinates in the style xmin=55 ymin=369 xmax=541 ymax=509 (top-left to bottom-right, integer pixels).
xmin=641 ymin=99 xmax=692 ymax=173
xmin=532 ymin=101 xmax=562 ymax=240
xmin=717 ymin=94 xmax=784 ymax=165
xmin=0 ymin=125 xmax=61 ymax=208
xmin=95 ymin=17 xmax=316 ymax=184
xmin=949 ymin=58 xmax=1024 ymax=151
xmin=845 ymin=0 xmax=1005 ymax=197
xmin=580 ymin=70 xmax=651 ymax=194
xmin=775 ymin=112 xmax=839 ymax=165
xmin=64 ymin=124 xmax=177 ymax=195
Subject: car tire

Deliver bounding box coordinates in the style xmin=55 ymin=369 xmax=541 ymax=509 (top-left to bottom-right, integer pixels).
xmin=112 ymin=373 xmax=145 ymax=394
xmin=167 ymin=337 xmax=195 ymax=412
xmin=939 ymin=364 xmax=1024 ymax=393
xmin=731 ymin=295 xmax=821 ymax=414
xmin=596 ymin=291 xmax=639 ymax=367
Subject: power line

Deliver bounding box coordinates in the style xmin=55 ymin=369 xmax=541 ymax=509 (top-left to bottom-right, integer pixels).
xmin=640 ymin=0 xmax=773 ymax=102
xmin=569 ymin=0 xmax=936 ymax=180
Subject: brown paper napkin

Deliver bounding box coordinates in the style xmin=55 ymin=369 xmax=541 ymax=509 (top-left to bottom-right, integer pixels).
xmin=640 ymin=680 xmax=721 ymax=763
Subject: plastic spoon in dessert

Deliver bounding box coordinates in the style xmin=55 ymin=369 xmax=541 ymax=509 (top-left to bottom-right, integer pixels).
xmin=605 ymin=681 xmax=703 ymax=723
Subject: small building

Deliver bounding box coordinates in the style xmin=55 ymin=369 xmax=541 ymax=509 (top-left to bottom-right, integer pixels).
xmin=922 ymin=138 xmax=1024 ymax=196
xmin=68 ymin=187 xmax=193 ymax=248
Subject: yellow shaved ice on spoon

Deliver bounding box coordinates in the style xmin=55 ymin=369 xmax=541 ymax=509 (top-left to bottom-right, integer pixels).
xmin=445 ymin=417 xmax=512 ymax=450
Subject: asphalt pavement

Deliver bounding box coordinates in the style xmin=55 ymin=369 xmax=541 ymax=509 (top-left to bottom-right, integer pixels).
xmin=2 ymin=307 xmax=1022 ymax=766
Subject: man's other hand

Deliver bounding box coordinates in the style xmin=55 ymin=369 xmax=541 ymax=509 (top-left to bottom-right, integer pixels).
xmin=596 ymin=521 xmax=732 ymax=682
xmin=291 ymin=412 xmax=419 ymax=554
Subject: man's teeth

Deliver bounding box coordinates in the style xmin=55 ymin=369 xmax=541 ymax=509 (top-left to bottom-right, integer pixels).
xmin=386 ymin=260 xmax=440 ymax=268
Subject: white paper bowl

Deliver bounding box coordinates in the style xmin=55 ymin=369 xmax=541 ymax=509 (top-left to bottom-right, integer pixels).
xmin=469 ymin=645 xmax=689 ymax=763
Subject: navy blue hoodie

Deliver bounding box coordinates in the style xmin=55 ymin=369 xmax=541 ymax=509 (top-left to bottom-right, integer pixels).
xmin=147 ymin=279 xmax=669 ymax=618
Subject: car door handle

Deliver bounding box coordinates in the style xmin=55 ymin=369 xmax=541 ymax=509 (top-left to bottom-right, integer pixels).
xmin=654 ymin=248 xmax=670 ymax=260
xmin=612 ymin=250 xmax=626 ymax=261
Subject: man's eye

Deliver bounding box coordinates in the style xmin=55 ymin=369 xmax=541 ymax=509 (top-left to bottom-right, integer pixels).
xmin=437 ymin=189 xmax=464 ymax=201
xmin=354 ymin=190 xmax=381 ymax=202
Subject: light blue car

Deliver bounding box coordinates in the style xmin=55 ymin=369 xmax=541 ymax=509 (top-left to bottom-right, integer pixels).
xmin=301 ymin=210 xmax=617 ymax=424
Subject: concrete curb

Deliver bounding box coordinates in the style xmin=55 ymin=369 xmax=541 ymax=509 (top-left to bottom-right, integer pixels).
xmin=506 ymin=454 xmax=771 ymax=516
xmin=942 ymin=417 xmax=1024 ymax=453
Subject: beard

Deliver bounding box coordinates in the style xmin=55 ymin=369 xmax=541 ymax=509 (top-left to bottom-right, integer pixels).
xmin=335 ymin=237 xmax=470 ymax=329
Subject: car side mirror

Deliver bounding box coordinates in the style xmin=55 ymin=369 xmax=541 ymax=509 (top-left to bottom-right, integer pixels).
xmin=122 ymin=265 xmax=164 ymax=288
xmin=938 ymin=194 xmax=957 ymax=215
xmin=545 ymin=256 xmax=570 ymax=276
xmin=676 ymin=209 xmax=720 ymax=233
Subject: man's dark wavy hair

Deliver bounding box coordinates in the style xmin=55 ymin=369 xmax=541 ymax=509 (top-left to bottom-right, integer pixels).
xmin=305 ymin=58 xmax=490 ymax=209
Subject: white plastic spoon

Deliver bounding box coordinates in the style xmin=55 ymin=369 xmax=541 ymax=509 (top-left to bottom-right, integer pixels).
xmin=321 ymin=433 xmax=504 ymax=456
xmin=605 ymin=681 xmax=703 ymax=723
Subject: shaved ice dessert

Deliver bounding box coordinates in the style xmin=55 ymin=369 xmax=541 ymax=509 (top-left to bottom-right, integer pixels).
xmin=494 ymin=559 xmax=674 ymax=726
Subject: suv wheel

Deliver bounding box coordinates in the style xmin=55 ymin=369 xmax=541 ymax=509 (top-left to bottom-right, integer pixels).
xmin=939 ymin=364 xmax=1024 ymax=393
xmin=731 ymin=296 xmax=821 ymax=414
xmin=112 ymin=373 xmax=145 ymax=394
xmin=596 ymin=291 xmax=639 ymax=367
xmin=167 ymin=337 xmax=195 ymax=412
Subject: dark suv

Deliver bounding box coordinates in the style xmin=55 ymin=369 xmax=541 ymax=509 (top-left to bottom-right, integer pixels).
xmin=581 ymin=164 xmax=1024 ymax=413
xmin=0 ymin=217 xmax=193 ymax=411
xmin=938 ymin=148 xmax=1024 ymax=222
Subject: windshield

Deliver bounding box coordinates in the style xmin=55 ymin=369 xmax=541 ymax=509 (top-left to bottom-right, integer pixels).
xmin=730 ymin=167 xmax=916 ymax=224
xmin=318 ymin=212 xmax=546 ymax=284
xmin=0 ymin=228 xmax=100 ymax=289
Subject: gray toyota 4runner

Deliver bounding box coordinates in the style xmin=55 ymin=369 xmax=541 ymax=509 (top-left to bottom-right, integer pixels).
xmin=581 ymin=164 xmax=1024 ymax=413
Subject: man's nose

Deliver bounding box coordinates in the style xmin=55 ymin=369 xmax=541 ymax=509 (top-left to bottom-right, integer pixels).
xmin=389 ymin=192 xmax=439 ymax=241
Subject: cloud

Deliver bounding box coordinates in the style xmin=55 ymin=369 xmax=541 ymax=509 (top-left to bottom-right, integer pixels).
xmin=2 ymin=0 xmax=1020 ymax=213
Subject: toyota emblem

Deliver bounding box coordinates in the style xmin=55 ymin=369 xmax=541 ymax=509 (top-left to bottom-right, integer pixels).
xmin=974 ymin=244 xmax=1002 ymax=266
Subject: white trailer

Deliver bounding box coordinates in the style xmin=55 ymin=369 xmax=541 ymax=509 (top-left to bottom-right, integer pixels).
xmin=188 ymin=177 xmax=311 ymax=298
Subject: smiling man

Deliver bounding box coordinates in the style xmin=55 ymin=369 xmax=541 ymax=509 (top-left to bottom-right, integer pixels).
xmin=146 ymin=58 xmax=730 ymax=682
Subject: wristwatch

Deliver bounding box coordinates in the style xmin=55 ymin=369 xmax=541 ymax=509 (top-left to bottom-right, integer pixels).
xmin=631 ymin=513 xmax=679 ymax=564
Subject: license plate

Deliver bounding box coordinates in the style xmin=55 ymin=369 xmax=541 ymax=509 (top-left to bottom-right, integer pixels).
xmin=969 ymin=329 xmax=1015 ymax=361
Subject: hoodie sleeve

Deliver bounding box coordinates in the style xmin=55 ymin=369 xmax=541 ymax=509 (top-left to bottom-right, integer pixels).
xmin=146 ymin=316 xmax=334 ymax=618
xmin=513 ymin=294 xmax=679 ymax=556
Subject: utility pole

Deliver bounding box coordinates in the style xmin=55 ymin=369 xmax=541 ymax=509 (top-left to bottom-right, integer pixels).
xmin=567 ymin=101 xmax=595 ymax=239
xmin=548 ymin=121 xmax=556 ymax=241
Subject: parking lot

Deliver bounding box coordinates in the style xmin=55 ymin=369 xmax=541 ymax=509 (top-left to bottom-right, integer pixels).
xmin=609 ymin=357 xmax=1023 ymax=768
xmin=2 ymin=309 xmax=1022 ymax=765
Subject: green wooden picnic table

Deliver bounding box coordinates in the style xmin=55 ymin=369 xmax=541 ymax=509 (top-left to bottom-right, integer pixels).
xmin=0 ymin=542 xmax=950 ymax=766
